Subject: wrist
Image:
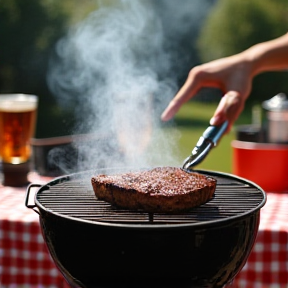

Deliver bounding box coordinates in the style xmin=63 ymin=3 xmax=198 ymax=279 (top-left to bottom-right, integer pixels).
xmin=239 ymin=46 xmax=262 ymax=77
xmin=241 ymin=34 xmax=288 ymax=75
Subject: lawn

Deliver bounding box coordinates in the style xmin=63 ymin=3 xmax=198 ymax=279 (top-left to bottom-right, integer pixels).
xmin=164 ymin=100 xmax=252 ymax=173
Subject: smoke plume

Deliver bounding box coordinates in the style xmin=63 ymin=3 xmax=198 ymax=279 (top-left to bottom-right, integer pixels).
xmin=47 ymin=0 xmax=213 ymax=173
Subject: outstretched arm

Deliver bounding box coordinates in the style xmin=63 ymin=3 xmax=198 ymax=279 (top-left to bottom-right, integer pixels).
xmin=161 ymin=33 xmax=288 ymax=131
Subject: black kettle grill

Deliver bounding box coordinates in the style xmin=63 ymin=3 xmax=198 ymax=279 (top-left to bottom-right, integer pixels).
xmin=25 ymin=168 xmax=266 ymax=288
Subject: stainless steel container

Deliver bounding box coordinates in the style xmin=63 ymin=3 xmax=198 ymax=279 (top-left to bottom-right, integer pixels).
xmin=262 ymin=93 xmax=288 ymax=144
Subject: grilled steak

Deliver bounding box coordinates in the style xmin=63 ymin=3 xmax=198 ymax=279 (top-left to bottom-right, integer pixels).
xmin=91 ymin=166 xmax=216 ymax=213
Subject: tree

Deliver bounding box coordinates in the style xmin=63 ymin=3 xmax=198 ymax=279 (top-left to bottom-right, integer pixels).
xmin=197 ymin=0 xmax=288 ymax=104
xmin=0 ymin=0 xmax=99 ymax=137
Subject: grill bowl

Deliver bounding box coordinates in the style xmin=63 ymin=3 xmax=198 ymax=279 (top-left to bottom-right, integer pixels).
xmin=26 ymin=168 xmax=266 ymax=288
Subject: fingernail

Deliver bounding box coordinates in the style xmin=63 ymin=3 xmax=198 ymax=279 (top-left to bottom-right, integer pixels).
xmin=161 ymin=112 xmax=168 ymax=121
xmin=210 ymin=116 xmax=219 ymax=125
xmin=161 ymin=109 xmax=170 ymax=121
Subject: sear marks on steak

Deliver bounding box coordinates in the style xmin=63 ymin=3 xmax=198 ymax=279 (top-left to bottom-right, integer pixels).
xmin=91 ymin=166 xmax=217 ymax=213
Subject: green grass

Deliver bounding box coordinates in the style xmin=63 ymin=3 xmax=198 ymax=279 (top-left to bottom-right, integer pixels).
xmin=164 ymin=100 xmax=252 ymax=173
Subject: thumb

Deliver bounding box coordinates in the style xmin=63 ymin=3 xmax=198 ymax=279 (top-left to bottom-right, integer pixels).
xmin=210 ymin=91 xmax=244 ymax=131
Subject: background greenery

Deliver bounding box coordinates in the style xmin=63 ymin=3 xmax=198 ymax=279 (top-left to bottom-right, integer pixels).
xmin=197 ymin=0 xmax=288 ymax=105
xmin=0 ymin=0 xmax=287 ymax=173
xmin=0 ymin=0 xmax=101 ymax=137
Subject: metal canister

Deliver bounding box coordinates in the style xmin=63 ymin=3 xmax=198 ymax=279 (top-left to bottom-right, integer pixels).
xmin=262 ymin=93 xmax=288 ymax=144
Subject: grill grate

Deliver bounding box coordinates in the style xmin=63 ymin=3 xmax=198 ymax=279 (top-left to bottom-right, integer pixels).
xmin=36 ymin=171 xmax=266 ymax=226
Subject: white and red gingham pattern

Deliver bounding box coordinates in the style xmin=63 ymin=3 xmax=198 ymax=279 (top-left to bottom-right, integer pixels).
xmin=0 ymin=173 xmax=68 ymax=288
xmin=233 ymin=192 xmax=288 ymax=288
xmin=0 ymin=173 xmax=287 ymax=288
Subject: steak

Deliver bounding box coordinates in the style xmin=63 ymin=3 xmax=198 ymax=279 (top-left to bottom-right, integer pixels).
xmin=91 ymin=166 xmax=217 ymax=213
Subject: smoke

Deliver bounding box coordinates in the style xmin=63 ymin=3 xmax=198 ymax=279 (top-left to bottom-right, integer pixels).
xmin=47 ymin=0 xmax=213 ymax=173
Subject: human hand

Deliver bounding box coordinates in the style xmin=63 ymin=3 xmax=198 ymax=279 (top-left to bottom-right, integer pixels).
xmin=161 ymin=54 xmax=253 ymax=132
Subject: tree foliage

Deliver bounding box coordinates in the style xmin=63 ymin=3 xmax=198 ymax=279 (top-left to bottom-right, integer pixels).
xmin=0 ymin=0 xmax=99 ymax=137
xmin=0 ymin=0 xmax=68 ymax=91
xmin=197 ymin=0 xmax=288 ymax=104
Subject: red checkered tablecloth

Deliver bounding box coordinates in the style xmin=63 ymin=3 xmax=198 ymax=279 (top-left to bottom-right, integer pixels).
xmin=0 ymin=172 xmax=287 ymax=288
xmin=0 ymin=173 xmax=68 ymax=288
xmin=233 ymin=192 xmax=288 ymax=288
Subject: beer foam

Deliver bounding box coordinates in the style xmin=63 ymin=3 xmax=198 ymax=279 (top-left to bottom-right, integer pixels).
xmin=0 ymin=100 xmax=37 ymax=112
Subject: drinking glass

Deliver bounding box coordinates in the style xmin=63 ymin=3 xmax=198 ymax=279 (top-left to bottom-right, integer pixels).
xmin=0 ymin=94 xmax=38 ymax=165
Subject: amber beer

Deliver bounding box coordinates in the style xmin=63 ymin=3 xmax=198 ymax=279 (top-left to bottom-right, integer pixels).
xmin=0 ymin=94 xmax=38 ymax=164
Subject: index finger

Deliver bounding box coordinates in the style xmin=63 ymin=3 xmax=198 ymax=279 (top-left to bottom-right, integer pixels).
xmin=161 ymin=73 xmax=201 ymax=121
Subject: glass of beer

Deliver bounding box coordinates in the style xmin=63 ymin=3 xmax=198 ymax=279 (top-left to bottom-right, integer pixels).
xmin=0 ymin=94 xmax=38 ymax=164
